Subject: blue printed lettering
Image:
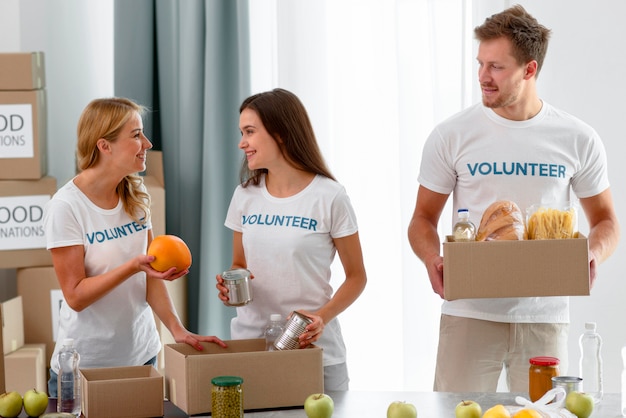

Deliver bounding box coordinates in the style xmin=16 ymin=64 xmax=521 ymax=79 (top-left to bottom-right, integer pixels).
xmin=466 ymin=161 xmax=566 ymax=178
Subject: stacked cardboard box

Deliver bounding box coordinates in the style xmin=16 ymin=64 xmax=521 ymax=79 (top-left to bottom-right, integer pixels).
xmin=0 ymin=52 xmax=53 ymax=393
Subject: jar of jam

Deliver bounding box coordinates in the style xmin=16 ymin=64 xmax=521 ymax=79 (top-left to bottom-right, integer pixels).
xmin=211 ymin=375 xmax=244 ymax=417
xmin=529 ymin=356 xmax=560 ymax=402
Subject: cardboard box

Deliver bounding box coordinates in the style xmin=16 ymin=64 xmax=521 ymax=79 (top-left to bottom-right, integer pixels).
xmin=4 ymin=343 xmax=46 ymax=393
xmin=165 ymin=339 xmax=324 ymax=415
xmin=0 ymin=301 xmax=5 ymax=393
xmin=1 ymin=295 xmax=24 ymax=354
xmin=0 ymin=89 xmax=47 ymax=179
xmin=16 ymin=266 xmax=60 ymax=362
xmin=0 ymin=176 xmax=56 ymax=268
xmin=81 ymin=366 xmax=164 ymax=418
xmin=0 ymin=52 xmax=45 ymax=90
xmin=443 ymin=235 xmax=590 ymax=300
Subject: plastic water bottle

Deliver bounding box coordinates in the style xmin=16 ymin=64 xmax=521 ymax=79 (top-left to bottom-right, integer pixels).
xmin=58 ymin=338 xmax=81 ymax=417
xmin=579 ymin=322 xmax=603 ymax=403
xmin=453 ymin=209 xmax=476 ymax=242
xmin=264 ymin=314 xmax=285 ymax=351
xmin=622 ymin=346 xmax=626 ymax=417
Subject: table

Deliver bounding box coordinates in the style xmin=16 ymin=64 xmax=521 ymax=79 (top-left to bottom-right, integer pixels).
xmin=238 ymin=391 xmax=623 ymax=417
xmin=31 ymin=392 xmax=624 ymax=417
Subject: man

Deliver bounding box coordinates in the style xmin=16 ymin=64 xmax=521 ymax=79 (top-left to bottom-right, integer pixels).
xmin=407 ymin=5 xmax=619 ymax=392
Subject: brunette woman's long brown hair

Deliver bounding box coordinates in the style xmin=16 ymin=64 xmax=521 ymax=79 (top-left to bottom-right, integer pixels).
xmin=76 ymin=97 xmax=151 ymax=224
xmin=239 ymin=88 xmax=335 ymax=187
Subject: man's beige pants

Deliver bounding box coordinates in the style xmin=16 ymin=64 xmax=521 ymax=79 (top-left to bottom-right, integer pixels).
xmin=434 ymin=314 xmax=569 ymax=392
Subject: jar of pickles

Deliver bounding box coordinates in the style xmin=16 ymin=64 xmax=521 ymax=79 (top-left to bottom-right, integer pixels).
xmin=529 ymin=356 xmax=560 ymax=402
xmin=211 ymin=375 xmax=244 ymax=418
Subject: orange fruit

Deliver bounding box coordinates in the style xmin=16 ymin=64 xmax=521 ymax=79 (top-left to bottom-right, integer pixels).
xmin=512 ymin=409 xmax=542 ymax=418
xmin=147 ymin=234 xmax=192 ymax=273
xmin=483 ymin=404 xmax=511 ymax=418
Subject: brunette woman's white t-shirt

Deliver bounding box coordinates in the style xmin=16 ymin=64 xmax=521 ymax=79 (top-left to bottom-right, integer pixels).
xmin=418 ymin=102 xmax=609 ymax=323
xmin=44 ymin=179 xmax=160 ymax=373
xmin=225 ymin=174 xmax=358 ymax=366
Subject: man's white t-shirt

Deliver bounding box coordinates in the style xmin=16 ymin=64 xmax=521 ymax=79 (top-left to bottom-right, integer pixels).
xmin=44 ymin=179 xmax=161 ymax=373
xmin=418 ymin=102 xmax=609 ymax=323
xmin=225 ymin=174 xmax=358 ymax=366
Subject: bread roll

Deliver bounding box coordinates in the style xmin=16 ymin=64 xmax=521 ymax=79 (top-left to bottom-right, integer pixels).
xmin=476 ymin=200 xmax=526 ymax=241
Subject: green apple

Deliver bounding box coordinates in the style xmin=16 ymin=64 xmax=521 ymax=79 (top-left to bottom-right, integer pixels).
xmin=0 ymin=391 xmax=23 ymax=418
xmin=565 ymin=391 xmax=594 ymax=418
xmin=304 ymin=393 xmax=334 ymax=418
xmin=455 ymin=400 xmax=481 ymax=418
xmin=23 ymin=388 xmax=49 ymax=417
xmin=387 ymin=400 xmax=418 ymax=418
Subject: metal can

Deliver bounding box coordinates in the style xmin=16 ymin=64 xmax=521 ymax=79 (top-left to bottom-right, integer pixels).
xmin=273 ymin=311 xmax=313 ymax=350
xmin=552 ymin=376 xmax=582 ymax=401
xmin=222 ymin=268 xmax=253 ymax=306
xmin=529 ymin=356 xmax=560 ymax=402
xmin=211 ymin=375 xmax=244 ymax=418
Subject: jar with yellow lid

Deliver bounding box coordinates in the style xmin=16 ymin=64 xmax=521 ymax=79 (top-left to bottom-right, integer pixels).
xmin=211 ymin=375 xmax=244 ymax=418
xmin=529 ymin=356 xmax=560 ymax=402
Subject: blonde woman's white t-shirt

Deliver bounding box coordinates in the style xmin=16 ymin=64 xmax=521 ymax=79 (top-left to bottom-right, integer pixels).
xmin=418 ymin=102 xmax=609 ymax=323
xmin=225 ymin=174 xmax=358 ymax=366
xmin=44 ymin=179 xmax=160 ymax=373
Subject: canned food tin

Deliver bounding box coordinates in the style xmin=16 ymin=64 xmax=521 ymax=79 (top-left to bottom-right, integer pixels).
xmin=211 ymin=375 xmax=244 ymax=418
xmin=222 ymin=268 xmax=253 ymax=306
xmin=552 ymin=376 xmax=582 ymax=401
xmin=274 ymin=311 xmax=313 ymax=350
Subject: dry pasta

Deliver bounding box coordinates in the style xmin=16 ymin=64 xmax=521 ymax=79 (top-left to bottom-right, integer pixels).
xmin=527 ymin=207 xmax=577 ymax=239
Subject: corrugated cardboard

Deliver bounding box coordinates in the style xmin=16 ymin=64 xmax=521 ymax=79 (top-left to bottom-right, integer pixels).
xmin=16 ymin=266 xmax=60 ymax=363
xmin=0 ymin=303 xmax=5 ymax=393
xmin=81 ymin=366 xmax=164 ymax=418
xmin=0 ymin=52 xmax=45 ymax=90
xmin=4 ymin=343 xmax=46 ymax=393
xmin=1 ymin=295 xmax=24 ymax=354
xmin=0 ymin=176 xmax=56 ymax=268
xmin=443 ymin=235 xmax=590 ymax=300
xmin=0 ymin=89 xmax=47 ymax=179
xmin=165 ymin=339 xmax=324 ymax=415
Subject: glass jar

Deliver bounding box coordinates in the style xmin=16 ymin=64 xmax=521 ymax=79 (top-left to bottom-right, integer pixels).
xmin=211 ymin=375 xmax=244 ymax=418
xmin=529 ymin=356 xmax=560 ymax=402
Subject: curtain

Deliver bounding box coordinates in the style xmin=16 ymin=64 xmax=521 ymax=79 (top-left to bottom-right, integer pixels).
xmin=247 ymin=0 xmax=471 ymax=391
xmin=114 ymin=0 xmax=250 ymax=337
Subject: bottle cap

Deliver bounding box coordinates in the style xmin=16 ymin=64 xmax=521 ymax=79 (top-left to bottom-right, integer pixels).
xmin=270 ymin=314 xmax=282 ymax=322
xmin=585 ymin=322 xmax=597 ymax=331
xmin=211 ymin=375 xmax=244 ymax=387
xmin=529 ymin=356 xmax=560 ymax=366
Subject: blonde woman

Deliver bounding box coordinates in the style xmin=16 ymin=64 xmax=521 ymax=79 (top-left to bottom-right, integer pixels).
xmin=44 ymin=97 xmax=225 ymax=396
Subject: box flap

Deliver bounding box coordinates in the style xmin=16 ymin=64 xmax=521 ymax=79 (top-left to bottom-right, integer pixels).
xmin=2 ymin=296 xmax=24 ymax=354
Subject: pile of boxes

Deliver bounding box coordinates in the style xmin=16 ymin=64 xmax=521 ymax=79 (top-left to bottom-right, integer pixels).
xmin=0 ymin=52 xmax=52 ymax=395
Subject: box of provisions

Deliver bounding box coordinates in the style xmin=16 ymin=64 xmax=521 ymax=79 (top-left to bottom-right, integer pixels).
xmin=443 ymin=234 xmax=589 ymax=300
xmin=0 ymin=89 xmax=48 ymax=179
xmin=0 ymin=52 xmax=45 ymax=90
xmin=80 ymin=366 xmax=164 ymax=418
xmin=165 ymin=339 xmax=324 ymax=415
xmin=0 ymin=176 xmax=56 ymax=268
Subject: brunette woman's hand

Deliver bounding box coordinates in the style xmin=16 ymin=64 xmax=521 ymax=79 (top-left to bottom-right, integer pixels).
xmin=295 ymin=310 xmax=325 ymax=348
xmin=215 ymin=270 xmax=254 ymax=305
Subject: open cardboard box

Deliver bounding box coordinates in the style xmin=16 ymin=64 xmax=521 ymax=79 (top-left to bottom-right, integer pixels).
xmin=443 ymin=235 xmax=590 ymax=300
xmin=165 ymin=339 xmax=324 ymax=415
xmin=80 ymin=365 xmax=164 ymax=418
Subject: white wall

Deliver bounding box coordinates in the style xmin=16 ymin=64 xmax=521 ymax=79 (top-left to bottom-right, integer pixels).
xmin=1 ymin=0 xmax=625 ymax=395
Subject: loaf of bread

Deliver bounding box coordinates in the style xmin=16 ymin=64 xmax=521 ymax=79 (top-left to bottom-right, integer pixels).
xmin=476 ymin=200 xmax=526 ymax=241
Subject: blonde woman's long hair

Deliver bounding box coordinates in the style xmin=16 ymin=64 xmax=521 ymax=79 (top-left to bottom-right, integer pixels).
xmin=76 ymin=97 xmax=151 ymax=224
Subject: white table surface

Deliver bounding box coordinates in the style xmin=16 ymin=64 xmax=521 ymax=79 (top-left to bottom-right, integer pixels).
xmin=168 ymin=391 xmax=623 ymax=417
